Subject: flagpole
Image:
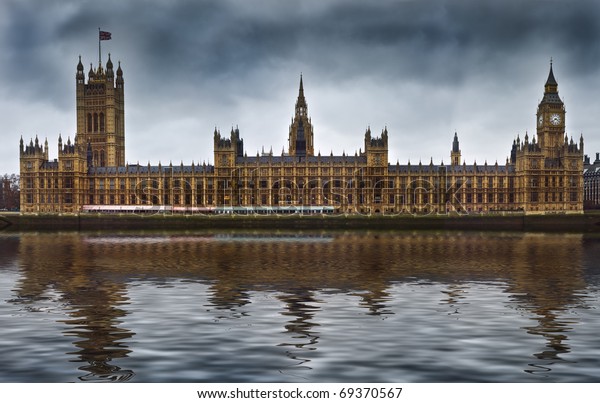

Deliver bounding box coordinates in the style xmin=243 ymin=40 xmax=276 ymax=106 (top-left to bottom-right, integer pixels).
xmin=98 ymin=27 xmax=101 ymax=67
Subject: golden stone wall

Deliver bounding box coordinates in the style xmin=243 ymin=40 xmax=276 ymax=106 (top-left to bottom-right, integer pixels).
xmin=19 ymin=62 xmax=584 ymax=215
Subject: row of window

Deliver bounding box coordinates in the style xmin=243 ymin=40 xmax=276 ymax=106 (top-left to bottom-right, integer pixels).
xmin=24 ymin=189 xmax=581 ymax=207
xmin=87 ymin=113 xmax=105 ymax=133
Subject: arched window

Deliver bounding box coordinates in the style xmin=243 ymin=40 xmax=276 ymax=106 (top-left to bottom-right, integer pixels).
xmin=94 ymin=113 xmax=99 ymax=132
xmin=87 ymin=113 xmax=92 ymax=132
xmin=100 ymin=150 xmax=105 ymax=167
xmin=94 ymin=151 xmax=99 ymax=165
xmin=99 ymin=113 xmax=105 ymax=132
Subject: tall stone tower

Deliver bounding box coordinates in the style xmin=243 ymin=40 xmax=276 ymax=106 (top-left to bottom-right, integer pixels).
xmin=288 ymin=75 xmax=314 ymax=158
xmin=75 ymin=54 xmax=125 ymax=167
xmin=536 ymin=61 xmax=565 ymax=160
xmin=514 ymin=61 xmax=584 ymax=213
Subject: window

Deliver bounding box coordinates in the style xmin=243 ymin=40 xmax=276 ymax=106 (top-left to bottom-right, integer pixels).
xmin=569 ymin=176 xmax=577 ymax=187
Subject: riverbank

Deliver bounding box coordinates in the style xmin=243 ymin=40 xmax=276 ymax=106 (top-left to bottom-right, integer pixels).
xmin=2 ymin=211 xmax=600 ymax=232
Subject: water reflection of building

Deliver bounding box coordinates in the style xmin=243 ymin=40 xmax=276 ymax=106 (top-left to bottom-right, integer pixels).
xmin=11 ymin=231 xmax=591 ymax=380
xmin=15 ymin=234 xmax=134 ymax=381
xmin=277 ymin=290 xmax=321 ymax=376
xmin=502 ymin=233 xmax=587 ymax=374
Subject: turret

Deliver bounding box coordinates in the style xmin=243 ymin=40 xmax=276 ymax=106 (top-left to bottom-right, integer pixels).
xmin=364 ymin=127 xmax=389 ymax=167
xmin=76 ymin=56 xmax=85 ymax=84
xmin=106 ymin=53 xmax=114 ymax=81
xmin=88 ymin=63 xmax=95 ymax=81
xmin=116 ymin=61 xmax=123 ymax=89
xmin=451 ymin=132 xmax=461 ymax=165
xmin=213 ymin=127 xmax=244 ymax=167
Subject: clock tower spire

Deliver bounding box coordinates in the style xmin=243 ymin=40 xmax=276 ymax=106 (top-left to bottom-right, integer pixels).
xmin=536 ymin=60 xmax=565 ymax=159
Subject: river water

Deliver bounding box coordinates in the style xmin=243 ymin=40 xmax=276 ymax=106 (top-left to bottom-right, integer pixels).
xmin=0 ymin=230 xmax=599 ymax=383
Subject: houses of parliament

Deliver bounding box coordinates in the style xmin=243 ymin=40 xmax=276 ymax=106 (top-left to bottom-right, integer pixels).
xmin=19 ymin=53 xmax=585 ymax=215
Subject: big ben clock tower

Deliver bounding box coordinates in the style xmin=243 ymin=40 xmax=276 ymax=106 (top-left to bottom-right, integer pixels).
xmin=536 ymin=60 xmax=565 ymax=159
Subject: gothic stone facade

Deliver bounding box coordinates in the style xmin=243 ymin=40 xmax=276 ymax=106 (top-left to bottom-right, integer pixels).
xmin=19 ymin=59 xmax=584 ymax=215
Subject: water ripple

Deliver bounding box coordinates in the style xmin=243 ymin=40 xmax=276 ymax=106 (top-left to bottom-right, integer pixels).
xmin=1 ymin=231 xmax=600 ymax=382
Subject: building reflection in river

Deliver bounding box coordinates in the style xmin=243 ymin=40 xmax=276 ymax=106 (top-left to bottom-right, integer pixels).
xmin=10 ymin=230 xmax=594 ymax=381
xmin=14 ymin=234 xmax=135 ymax=381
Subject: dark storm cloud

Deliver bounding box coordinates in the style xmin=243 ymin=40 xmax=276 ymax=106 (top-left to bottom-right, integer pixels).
xmin=2 ymin=0 xmax=600 ymax=174
xmin=4 ymin=0 xmax=600 ymax=93
xmin=304 ymin=0 xmax=600 ymax=81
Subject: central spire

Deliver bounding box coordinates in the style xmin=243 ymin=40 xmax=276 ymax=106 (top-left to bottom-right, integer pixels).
xmin=295 ymin=74 xmax=307 ymax=116
xmin=288 ymin=75 xmax=314 ymax=157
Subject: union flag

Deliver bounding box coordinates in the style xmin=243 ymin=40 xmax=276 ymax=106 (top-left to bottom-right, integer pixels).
xmin=99 ymin=31 xmax=112 ymax=40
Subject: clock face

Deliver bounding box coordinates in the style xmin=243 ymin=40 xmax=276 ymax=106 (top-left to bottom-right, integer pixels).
xmin=550 ymin=113 xmax=561 ymax=125
xmin=538 ymin=115 xmax=543 ymax=127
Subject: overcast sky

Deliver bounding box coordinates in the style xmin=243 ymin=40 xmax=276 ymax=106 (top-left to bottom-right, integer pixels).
xmin=2 ymin=0 xmax=600 ymax=174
